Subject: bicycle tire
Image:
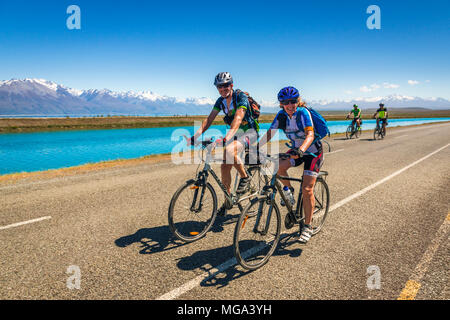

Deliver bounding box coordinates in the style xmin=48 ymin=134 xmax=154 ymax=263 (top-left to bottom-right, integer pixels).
xmin=309 ymin=177 xmax=330 ymax=235
xmin=346 ymin=125 xmax=353 ymax=139
xmin=374 ymin=128 xmax=380 ymax=140
xmin=168 ymin=180 xmax=217 ymax=243
xmin=240 ymin=166 xmax=269 ymax=216
xmin=233 ymin=198 xmax=281 ymax=270
xmin=355 ymin=126 xmax=361 ymax=138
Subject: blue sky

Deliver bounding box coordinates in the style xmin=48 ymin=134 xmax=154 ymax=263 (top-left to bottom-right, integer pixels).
xmin=0 ymin=0 xmax=449 ymax=103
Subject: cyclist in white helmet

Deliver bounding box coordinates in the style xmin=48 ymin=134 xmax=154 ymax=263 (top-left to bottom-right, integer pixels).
xmin=185 ymin=72 xmax=259 ymax=215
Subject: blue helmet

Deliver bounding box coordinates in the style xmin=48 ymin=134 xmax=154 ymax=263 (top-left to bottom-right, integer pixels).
xmin=278 ymin=86 xmax=300 ymax=101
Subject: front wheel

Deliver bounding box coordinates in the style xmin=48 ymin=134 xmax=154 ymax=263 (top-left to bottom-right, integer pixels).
xmin=309 ymin=177 xmax=330 ymax=235
xmin=168 ymin=180 xmax=217 ymax=242
xmin=234 ymin=198 xmax=281 ymax=270
xmin=239 ymin=166 xmax=269 ymax=215
xmin=346 ymin=125 xmax=353 ymax=139
xmin=374 ymin=128 xmax=381 ymax=140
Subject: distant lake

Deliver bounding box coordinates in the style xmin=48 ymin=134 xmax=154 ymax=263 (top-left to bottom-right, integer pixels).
xmin=0 ymin=117 xmax=449 ymax=175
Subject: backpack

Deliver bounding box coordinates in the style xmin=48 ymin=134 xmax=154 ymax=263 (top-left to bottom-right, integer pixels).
xmin=277 ymin=107 xmax=330 ymax=140
xmin=234 ymin=89 xmax=261 ymax=120
xmin=220 ymin=89 xmax=261 ymax=126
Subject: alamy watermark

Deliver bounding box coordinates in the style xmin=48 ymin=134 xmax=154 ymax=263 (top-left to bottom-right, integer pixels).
xmin=366 ymin=5 xmax=381 ymax=30
xmin=169 ymin=122 xmax=281 ymax=174
xmin=67 ymin=5 xmax=81 ymax=30
xmin=366 ymin=265 xmax=381 ymax=290
xmin=66 ymin=265 xmax=81 ymax=290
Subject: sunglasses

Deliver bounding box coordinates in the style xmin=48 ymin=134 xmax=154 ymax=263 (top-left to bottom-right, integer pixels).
xmin=217 ymin=84 xmax=231 ymax=89
xmin=280 ymin=99 xmax=298 ymax=105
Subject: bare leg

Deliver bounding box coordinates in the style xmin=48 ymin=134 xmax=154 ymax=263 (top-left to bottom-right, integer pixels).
xmin=302 ymin=174 xmax=317 ymax=226
xmin=221 ymin=163 xmax=233 ymax=194
xmin=277 ymin=159 xmax=293 ymax=189
xmin=222 ymin=140 xmax=247 ymax=193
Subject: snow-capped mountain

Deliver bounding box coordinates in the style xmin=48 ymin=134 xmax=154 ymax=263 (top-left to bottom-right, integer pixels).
xmin=307 ymin=95 xmax=450 ymax=110
xmin=0 ymin=79 xmax=449 ymax=116
xmin=0 ymin=79 xmax=215 ymax=116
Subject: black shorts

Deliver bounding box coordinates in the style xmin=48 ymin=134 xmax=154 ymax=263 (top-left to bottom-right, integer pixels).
xmin=289 ymin=146 xmax=324 ymax=178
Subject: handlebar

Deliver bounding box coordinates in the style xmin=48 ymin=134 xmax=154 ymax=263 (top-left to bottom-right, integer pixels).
xmin=189 ymin=139 xmax=214 ymax=148
xmin=284 ymin=142 xmax=318 ymax=158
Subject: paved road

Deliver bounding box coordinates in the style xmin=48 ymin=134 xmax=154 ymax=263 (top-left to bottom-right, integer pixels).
xmin=0 ymin=123 xmax=449 ymax=300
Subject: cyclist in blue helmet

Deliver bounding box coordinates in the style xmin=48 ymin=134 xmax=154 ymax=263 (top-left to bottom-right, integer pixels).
xmin=259 ymin=86 xmax=324 ymax=243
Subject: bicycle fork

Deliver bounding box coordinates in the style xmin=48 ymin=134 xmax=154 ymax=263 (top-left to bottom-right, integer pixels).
xmin=190 ymin=171 xmax=208 ymax=212
xmin=250 ymin=185 xmax=276 ymax=236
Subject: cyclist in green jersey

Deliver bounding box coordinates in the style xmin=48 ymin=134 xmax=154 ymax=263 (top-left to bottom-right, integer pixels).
xmin=185 ymin=72 xmax=259 ymax=215
xmin=346 ymin=104 xmax=362 ymax=129
xmin=373 ymin=103 xmax=388 ymax=131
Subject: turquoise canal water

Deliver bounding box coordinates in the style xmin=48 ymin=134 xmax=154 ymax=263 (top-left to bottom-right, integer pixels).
xmin=1 ymin=118 xmax=449 ymax=175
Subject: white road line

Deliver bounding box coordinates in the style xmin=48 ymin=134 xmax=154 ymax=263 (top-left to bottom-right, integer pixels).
xmin=326 ymin=149 xmax=344 ymax=155
xmin=0 ymin=216 xmax=52 ymax=231
xmin=329 ymin=143 xmax=449 ymax=212
xmin=156 ymin=143 xmax=450 ymax=300
xmin=389 ymin=122 xmax=450 ymax=135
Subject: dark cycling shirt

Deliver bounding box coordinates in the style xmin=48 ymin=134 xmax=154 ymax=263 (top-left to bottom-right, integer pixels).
xmin=213 ymin=90 xmax=259 ymax=132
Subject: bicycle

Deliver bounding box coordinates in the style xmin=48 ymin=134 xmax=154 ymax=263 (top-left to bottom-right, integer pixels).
xmin=345 ymin=117 xmax=362 ymax=139
xmin=233 ymin=150 xmax=330 ymax=270
xmin=373 ymin=119 xmax=387 ymax=140
xmin=168 ymin=140 xmax=267 ymax=243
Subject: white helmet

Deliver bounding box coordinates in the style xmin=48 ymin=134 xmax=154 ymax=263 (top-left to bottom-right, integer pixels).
xmin=214 ymin=72 xmax=233 ymax=86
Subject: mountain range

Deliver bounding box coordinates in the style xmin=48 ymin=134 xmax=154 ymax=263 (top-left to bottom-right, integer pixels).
xmin=0 ymin=79 xmax=449 ymax=116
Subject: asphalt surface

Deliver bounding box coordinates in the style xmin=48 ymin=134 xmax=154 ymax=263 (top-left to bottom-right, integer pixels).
xmin=0 ymin=122 xmax=449 ymax=300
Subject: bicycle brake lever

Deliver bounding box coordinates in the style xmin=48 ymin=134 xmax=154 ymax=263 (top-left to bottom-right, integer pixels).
xmin=285 ymin=142 xmax=294 ymax=149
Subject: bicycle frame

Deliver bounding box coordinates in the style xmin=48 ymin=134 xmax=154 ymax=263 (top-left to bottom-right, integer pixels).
xmin=191 ymin=144 xmax=259 ymax=211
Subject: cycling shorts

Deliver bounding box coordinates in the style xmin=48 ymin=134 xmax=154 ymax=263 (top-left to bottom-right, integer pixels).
xmin=289 ymin=145 xmax=324 ymax=178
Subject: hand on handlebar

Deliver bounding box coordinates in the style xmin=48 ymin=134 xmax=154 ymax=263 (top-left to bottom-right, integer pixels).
xmin=183 ymin=134 xmax=195 ymax=147
xmin=287 ymin=149 xmax=304 ymax=159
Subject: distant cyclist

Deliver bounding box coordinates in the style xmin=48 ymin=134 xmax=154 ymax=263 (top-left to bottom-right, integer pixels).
xmin=373 ymin=103 xmax=388 ymax=131
xmin=258 ymin=86 xmax=324 ymax=243
xmin=346 ymin=104 xmax=362 ymax=129
xmin=185 ymin=72 xmax=259 ymax=215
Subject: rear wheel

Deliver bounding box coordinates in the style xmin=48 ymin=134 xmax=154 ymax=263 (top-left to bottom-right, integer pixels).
xmin=234 ymin=198 xmax=281 ymax=270
xmin=168 ymin=180 xmax=217 ymax=242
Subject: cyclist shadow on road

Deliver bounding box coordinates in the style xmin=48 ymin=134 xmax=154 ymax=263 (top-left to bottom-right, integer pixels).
xmin=209 ymin=212 xmax=241 ymax=233
xmin=333 ymin=138 xmax=349 ymax=141
xmin=115 ymin=225 xmax=189 ymax=255
xmin=176 ymin=232 xmax=302 ymax=289
xmin=114 ymin=211 xmax=259 ymax=256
